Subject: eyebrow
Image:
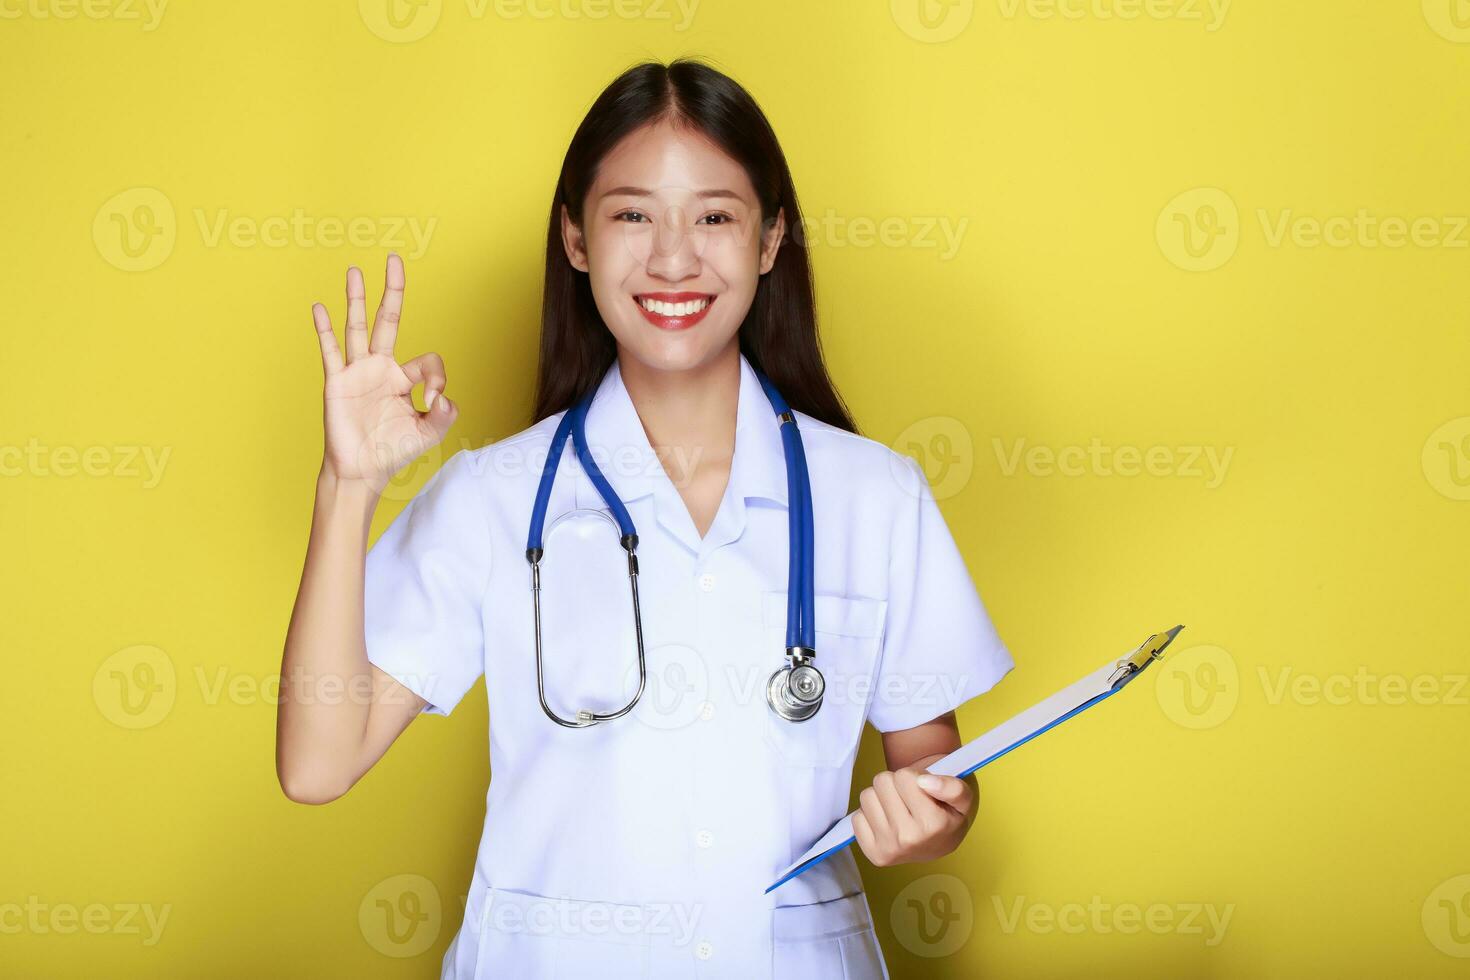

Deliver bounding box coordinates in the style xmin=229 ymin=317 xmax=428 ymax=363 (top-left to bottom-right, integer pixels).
xmin=599 ymin=186 xmax=748 ymax=202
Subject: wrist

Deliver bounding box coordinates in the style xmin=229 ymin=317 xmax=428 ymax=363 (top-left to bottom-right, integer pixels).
xmin=316 ymin=465 xmax=380 ymax=512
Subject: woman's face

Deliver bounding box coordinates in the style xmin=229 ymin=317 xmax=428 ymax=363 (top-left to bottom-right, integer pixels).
xmin=562 ymin=118 xmax=785 ymax=375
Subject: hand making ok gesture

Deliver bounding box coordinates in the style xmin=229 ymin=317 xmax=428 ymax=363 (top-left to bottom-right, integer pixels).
xmin=310 ymin=254 xmax=457 ymax=493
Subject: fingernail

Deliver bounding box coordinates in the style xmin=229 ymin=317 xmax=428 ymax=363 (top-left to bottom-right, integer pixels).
xmin=917 ymin=774 xmax=941 ymax=792
xmin=438 ymin=395 xmax=451 ymax=412
xmin=425 ymin=391 xmax=438 ymax=410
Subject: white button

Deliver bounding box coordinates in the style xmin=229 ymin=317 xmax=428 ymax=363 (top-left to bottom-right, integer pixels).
xmin=696 ymin=829 xmax=714 ymax=848
xmin=699 ymin=701 xmax=716 ymax=721
xmin=695 ymin=941 xmax=714 ymax=960
xmin=697 ymin=573 xmax=716 ymax=593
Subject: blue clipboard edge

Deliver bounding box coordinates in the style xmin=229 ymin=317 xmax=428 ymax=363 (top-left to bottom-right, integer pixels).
xmin=764 ymin=625 xmax=1184 ymax=893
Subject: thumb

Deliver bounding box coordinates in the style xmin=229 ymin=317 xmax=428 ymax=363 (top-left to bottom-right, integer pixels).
xmin=916 ymin=773 xmax=970 ymax=805
xmin=420 ymin=391 xmax=457 ymax=442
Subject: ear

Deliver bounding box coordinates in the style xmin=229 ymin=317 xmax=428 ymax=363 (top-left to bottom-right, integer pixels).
xmin=561 ymin=203 xmax=589 ymax=273
xmin=758 ymin=207 xmax=786 ymax=275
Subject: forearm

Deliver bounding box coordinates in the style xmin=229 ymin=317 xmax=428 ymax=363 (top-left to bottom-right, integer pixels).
xmin=275 ymin=468 xmax=380 ymax=802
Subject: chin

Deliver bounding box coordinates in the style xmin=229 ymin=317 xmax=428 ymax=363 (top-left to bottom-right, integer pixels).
xmin=613 ymin=322 xmax=738 ymax=375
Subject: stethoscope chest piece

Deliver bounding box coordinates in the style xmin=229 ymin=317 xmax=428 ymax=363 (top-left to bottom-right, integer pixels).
xmin=766 ymin=647 xmax=825 ymax=722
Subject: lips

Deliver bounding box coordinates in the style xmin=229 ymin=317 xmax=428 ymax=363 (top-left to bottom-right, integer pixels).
xmin=633 ymin=291 xmax=716 ymax=330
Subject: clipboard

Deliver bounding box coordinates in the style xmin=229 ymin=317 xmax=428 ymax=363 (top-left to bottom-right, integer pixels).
xmin=766 ymin=625 xmax=1184 ymax=893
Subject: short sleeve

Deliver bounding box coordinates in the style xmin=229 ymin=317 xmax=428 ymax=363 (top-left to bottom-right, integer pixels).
xmin=866 ymin=455 xmax=1015 ymax=733
xmin=363 ymin=450 xmax=491 ymax=716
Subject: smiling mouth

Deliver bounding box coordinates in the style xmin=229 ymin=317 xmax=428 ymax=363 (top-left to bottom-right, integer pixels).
xmin=633 ymin=292 xmax=716 ymax=330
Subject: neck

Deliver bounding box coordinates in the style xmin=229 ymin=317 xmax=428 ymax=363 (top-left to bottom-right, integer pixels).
xmin=616 ymin=343 xmax=741 ymax=485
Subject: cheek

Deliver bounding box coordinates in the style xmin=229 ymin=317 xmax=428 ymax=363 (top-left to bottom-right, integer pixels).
xmin=702 ymin=233 xmax=760 ymax=293
xmin=584 ymin=233 xmax=645 ymax=331
xmin=584 ymin=224 xmax=637 ymax=283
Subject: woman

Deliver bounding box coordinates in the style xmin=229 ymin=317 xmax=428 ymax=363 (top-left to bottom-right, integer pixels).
xmin=276 ymin=58 xmax=1013 ymax=979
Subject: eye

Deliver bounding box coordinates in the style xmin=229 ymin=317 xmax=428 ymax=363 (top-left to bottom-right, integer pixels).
xmin=614 ymin=210 xmax=650 ymax=223
xmin=698 ymin=212 xmax=734 ymax=226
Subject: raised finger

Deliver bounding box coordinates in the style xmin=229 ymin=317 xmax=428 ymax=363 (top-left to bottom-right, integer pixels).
xmin=400 ymin=352 xmax=447 ymax=411
xmin=369 ymin=253 xmax=405 ymax=356
xmin=344 ymin=266 xmax=369 ymax=362
xmin=311 ymin=303 xmax=342 ymax=377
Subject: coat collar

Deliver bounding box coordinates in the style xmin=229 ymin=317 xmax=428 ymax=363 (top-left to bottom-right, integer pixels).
xmin=571 ymin=352 xmax=789 ymax=555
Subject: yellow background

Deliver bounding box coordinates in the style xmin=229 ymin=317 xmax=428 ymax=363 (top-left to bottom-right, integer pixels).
xmin=3 ymin=0 xmax=1466 ymax=976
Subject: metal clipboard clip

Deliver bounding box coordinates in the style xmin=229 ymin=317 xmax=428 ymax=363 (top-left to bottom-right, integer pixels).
xmin=1107 ymin=624 xmax=1185 ymax=689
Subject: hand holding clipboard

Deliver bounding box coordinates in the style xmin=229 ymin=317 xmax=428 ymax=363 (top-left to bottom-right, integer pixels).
xmin=767 ymin=626 xmax=1185 ymax=893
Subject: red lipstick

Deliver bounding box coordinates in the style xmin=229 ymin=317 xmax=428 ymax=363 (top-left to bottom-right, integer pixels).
xmin=633 ymin=291 xmax=716 ymax=331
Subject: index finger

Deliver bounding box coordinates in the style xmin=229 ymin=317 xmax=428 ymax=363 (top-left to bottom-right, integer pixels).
xmin=369 ymin=253 xmax=405 ymax=355
xmin=311 ymin=303 xmax=342 ymax=377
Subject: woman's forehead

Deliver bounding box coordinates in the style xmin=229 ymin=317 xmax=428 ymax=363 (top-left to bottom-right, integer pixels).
xmin=592 ymin=120 xmax=756 ymax=202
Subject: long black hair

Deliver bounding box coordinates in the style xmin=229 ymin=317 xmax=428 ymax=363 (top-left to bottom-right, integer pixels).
xmin=532 ymin=58 xmax=857 ymax=434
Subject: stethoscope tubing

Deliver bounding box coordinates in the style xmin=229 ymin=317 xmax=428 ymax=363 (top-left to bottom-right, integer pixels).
xmin=755 ymin=371 xmax=815 ymax=652
xmin=524 ymin=364 xmax=816 ymax=726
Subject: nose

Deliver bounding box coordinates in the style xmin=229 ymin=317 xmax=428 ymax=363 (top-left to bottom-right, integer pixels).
xmin=644 ymin=203 xmax=701 ymax=282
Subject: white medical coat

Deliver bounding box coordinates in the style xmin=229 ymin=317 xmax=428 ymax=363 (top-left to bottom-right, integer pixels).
xmin=363 ymin=352 xmax=1014 ymax=978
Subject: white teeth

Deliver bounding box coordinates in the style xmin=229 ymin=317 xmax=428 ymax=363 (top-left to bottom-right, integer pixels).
xmin=639 ymin=297 xmax=710 ymax=316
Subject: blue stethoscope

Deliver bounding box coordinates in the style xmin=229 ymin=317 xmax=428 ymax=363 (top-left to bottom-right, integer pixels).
xmin=525 ymin=368 xmax=823 ymax=728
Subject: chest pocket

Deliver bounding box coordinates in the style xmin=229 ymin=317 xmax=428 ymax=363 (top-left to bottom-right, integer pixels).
xmin=761 ymin=591 xmax=887 ymax=768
